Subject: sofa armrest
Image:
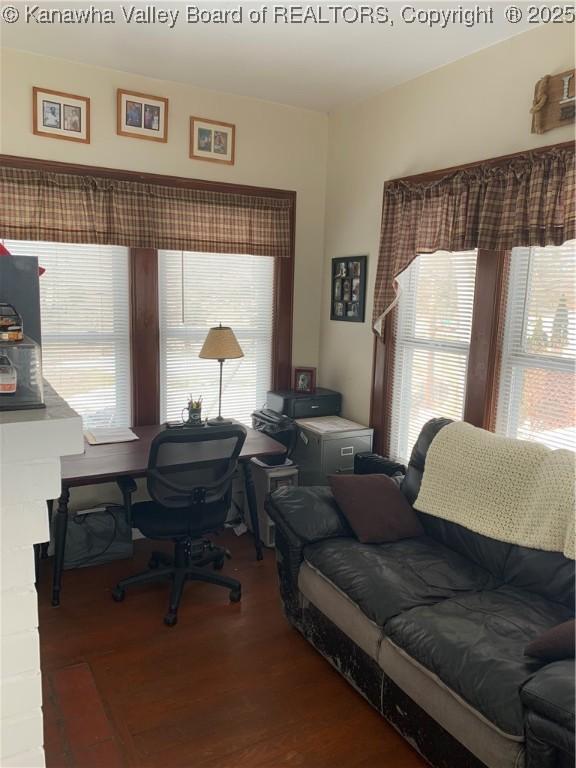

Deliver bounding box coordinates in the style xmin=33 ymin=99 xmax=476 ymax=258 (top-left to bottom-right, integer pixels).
xmin=265 ymin=486 xmax=352 ymax=621
xmin=267 ymin=486 xmax=351 ymax=545
xmin=354 ymin=452 xmax=406 ymax=479
xmin=522 ymin=660 xmax=575 ymax=732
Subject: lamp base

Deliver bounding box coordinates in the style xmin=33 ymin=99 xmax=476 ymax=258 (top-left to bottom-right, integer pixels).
xmin=207 ymin=416 xmax=233 ymax=426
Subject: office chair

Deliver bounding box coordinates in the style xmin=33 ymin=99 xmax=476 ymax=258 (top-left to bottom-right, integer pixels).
xmin=111 ymin=423 xmax=247 ymax=626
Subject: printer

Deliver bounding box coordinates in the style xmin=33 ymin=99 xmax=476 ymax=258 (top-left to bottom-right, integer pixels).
xmin=265 ymin=388 xmax=342 ymax=419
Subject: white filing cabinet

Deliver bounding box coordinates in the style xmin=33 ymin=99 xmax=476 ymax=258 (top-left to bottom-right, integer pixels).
xmin=292 ymin=416 xmax=373 ymax=485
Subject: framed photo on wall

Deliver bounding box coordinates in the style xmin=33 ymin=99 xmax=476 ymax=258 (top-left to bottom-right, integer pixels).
xmin=331 ymin=256 xmax=367 ymax=322
xmin=117 ymin=89 xmax=168 ymax=142
xmin=32 ymin=87 xmax=90 ymax=143
xmin=190 ymin=116 xmax=235 ymax=165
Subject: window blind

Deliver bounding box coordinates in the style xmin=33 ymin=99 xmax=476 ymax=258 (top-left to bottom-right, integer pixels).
xmin=159 ymin=251 xmax=274 ymax=426
xmin=389 ymin=250 xmax=478 ymax=462
xmin=4 ymin=240 xmax=131 ymax=427
xmin=495 ymin=241 xmax=576 ymax=451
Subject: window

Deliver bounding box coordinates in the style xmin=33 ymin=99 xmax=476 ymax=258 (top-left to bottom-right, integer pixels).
xmin=495 ymin=242 xmax=576 ymax=451
xmin=4 ymin=240 xmax=131 ymax=427
xmin=159 ymin=251 xmax=274 ymax=426
xmin=389 ymin=250 xmax=478 ymax=461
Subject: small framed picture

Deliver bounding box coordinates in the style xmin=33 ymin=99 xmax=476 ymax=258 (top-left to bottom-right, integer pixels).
xmin=331 ymin=256 xmax=367 ymax=323
xmin=117 ymin=89 xmax=168 ymax=142
xmin=33 ymin=87 xmax=90 ymax=143
xmin=190 ymin=116 xmax=235 ymax=165
xmin=293 ymin=367 xmax=317 ymax=394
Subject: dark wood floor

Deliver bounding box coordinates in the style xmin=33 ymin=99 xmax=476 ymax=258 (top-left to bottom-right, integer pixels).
xmin=38 ymin=532 xmax=426 ymax=768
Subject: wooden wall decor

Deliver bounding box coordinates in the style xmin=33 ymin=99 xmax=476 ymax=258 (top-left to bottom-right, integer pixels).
xmin=531 ymin=69 xmax=575 ymax=134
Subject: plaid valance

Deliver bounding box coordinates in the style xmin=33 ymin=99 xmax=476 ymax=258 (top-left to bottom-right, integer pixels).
xmin=0 ymin=166 xmax=293 ymax=258
xmin=373 ymin=145 xmax=576 ymax=330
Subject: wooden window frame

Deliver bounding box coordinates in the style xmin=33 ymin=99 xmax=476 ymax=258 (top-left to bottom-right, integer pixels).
xmin=0 ymin=154 xmax=295 ymax=426
xmin=370 ymin=141 xmax=573 ymax=456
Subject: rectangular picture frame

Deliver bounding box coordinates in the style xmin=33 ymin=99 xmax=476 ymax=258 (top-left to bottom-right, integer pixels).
xmin=293 ymin=366 xmax=317 ymax=394
xmin=117 ymin=89 xmax=168 ymax=143
xmin=330 ymin=256 xmax=367 ymax=323
xmin=32 ymin=87 xmax=90 ymax=144
xmin=190 ymin=116 xmax=235 ymax=165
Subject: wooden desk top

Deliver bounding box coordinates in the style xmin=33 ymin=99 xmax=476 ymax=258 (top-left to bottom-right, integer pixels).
xmin=60 ymin=424 xmax=285 ymax=487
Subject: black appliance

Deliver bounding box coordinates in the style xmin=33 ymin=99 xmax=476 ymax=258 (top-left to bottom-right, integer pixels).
xmin=251 ymin=408 xmax=298 ymax=464
xmin=266 ymin=388 xmax=342 ymax=420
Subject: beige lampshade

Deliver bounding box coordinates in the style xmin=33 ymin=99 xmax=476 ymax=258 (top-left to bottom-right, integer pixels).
xmin=199 ymin=325 xmax=244 ymax=361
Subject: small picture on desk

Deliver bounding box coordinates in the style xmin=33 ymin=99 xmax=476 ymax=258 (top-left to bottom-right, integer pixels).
xmin=293 ymin=366 xmax=316 ymax=394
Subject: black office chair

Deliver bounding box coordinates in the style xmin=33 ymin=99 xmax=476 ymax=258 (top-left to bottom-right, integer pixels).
xmin=111 ymin=423 xmax=247 ymax=626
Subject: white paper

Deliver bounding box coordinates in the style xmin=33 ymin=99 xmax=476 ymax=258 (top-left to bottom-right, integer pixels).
xmin=295 ymin=416 xmax=366 ymax=435
xmin=84 ymin=428 xmax=139 ymax=445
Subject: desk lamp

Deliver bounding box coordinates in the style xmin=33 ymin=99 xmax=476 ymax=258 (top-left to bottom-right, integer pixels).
xmin=199 ymin=324 xmax=244 ymax=425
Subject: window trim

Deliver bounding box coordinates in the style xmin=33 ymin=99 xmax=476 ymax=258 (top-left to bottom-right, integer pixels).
xmin=0 ymin=155 xmax=295 ymax=428
xmin=370 ymin=140 xmax=573 ymax=455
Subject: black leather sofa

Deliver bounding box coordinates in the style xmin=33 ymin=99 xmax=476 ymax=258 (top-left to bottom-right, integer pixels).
xmin=266 ymin=418 xmax=575 ymax=768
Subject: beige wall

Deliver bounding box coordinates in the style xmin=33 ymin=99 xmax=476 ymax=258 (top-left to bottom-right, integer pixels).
xmin=1 ymin=26 xmax=574 ymax=450
xmin=0 ymin=47 xmax=328 ymax=511
xmin=0 ymin=47 xmax=328 ymax=372
xmin=320 ymin=24 xmax=575 ymax=425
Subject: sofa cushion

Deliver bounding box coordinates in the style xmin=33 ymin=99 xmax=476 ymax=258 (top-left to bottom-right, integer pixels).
xmin=385 ymin=586 xmax=574 ymax=737
xmin=302 ymin=536 xmax=496 ymax=627
xmin=329 ymin=473 xmax=424 ymax=544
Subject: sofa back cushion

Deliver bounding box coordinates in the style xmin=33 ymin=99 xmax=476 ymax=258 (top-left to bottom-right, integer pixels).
xmin=401 ymin=418 xmax=512 ymax=578
xmin=503 ymin=544 xmax=575 ymax=610
xmin=401 ymin=417 xmax=575 ymax=597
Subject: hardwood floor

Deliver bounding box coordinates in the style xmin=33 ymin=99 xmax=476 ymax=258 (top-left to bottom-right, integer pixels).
xmin=38 ymin=532 xmax=426 ymax=768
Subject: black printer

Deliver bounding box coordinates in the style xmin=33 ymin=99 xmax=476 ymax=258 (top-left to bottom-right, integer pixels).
xmin=265 ymin=388 xmax=342 ymax=419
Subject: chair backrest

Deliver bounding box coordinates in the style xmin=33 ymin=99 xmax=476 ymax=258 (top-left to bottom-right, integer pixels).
xmin=146 ymin=425 xmax=247 ymax=523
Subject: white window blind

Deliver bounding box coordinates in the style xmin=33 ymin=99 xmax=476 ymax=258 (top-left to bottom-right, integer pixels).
xmin=4 ymin=240 xmax=131 ymax=427
xmin=496 ymin=241 xmax=576 ymax=451
xmin=389 ymin=250 xmax=478 ymax=462
xmin=159 ymin=251 xmax=274 ymax=426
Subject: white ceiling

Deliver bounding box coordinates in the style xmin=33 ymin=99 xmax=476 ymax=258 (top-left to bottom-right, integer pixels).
xmin=3 ymin=1 xmax=536 ymax=111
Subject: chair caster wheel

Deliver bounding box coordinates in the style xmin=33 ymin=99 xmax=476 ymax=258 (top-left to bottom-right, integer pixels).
xmin=112 ymin=587 xmax=125 ymax=602
xmin=213 ymin=557 xmax=225 ymax=571
xmin=229 ymin=589 xmax=241 ymax=603
xmin=164 ymin=612 xmax=178 ymax=627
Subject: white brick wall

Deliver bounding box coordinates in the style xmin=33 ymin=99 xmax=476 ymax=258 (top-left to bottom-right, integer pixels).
xmin=0 ymin=389 xmax=83 ymax=767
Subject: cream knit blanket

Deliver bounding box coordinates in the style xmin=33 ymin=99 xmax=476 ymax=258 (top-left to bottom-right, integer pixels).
xmin=414 ymin=422 xmax=575 ymax=560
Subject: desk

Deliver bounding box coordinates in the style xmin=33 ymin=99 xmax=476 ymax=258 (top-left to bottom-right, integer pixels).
xmin=51 ymin=424 xmax=286 ymax=606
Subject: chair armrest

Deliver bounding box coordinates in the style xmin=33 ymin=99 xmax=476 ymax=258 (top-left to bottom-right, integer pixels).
xmin=354 ymin=452 xmax=406 ymax=479
xmin=522 ymin=660 xmax=575 ymax=732
xmin=266 ymin=486 xmax=351 ymax=546
xmin=116 ymin=477 xmax=137 ymax=496
xmin=111 ymin=476 xmax=138 ymax=526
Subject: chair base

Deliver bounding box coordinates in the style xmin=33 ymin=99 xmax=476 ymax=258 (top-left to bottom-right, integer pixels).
xmin=112 ymin=538 xmax=241 ymax=626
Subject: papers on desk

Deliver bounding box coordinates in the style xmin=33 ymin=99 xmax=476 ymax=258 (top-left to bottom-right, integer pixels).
xmin=84 ymin=427 xmax=139 ymax=445
xmin=295 ymin=416 xmax=367 ymax=434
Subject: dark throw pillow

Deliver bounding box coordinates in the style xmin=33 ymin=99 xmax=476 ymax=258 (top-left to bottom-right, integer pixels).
xmin=525 ymin=619 xmax=575 ymax=661
xmin=328 ymin=473 xmax=424 ymax=544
